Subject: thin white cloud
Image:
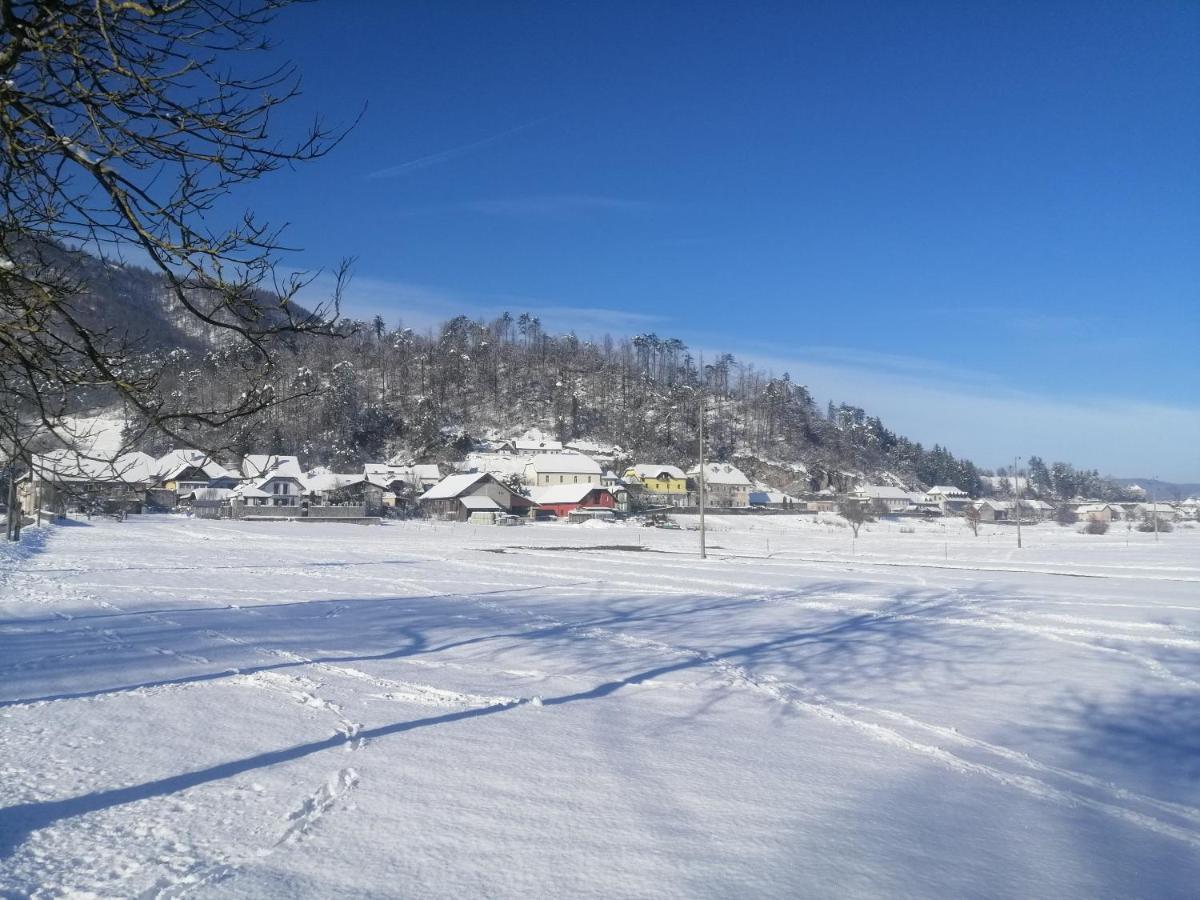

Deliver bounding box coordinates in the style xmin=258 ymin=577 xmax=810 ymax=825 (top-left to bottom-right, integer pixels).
xmin=295 ymin=271 xmax=664 ymax=336
xmin=366 ymin=119 xmax=547 ymax=179
xmin=460 ymin=195 xmax=652 ymax=217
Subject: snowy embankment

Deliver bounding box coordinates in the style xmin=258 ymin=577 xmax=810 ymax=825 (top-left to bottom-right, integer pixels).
xmin=1 ymin=515 xmax=1199 ymax=898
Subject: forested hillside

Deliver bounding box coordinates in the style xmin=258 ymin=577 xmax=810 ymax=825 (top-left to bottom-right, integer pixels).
xmin=119 ymin=298 xmax=984 ymax=494
xmin=52 ymin=253 xmax=1140 ymax=499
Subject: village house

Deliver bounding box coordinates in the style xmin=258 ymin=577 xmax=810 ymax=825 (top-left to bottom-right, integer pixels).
xmin=19 ymin=449 xmax=159 ymax=516
xmin=1017 ymin=499 xmax=1055 ymax=521
xmin=365 ymin=462 xmax=441 ymax=492
xmin=905 ymin=492 xmax=942 ymax=516
xmin=624 ymin=464 xmax=689 ymax=505
xmin=524 ymin=452 xmax=603 ymax=487
xmin=156 ymin=450 xmax=238 ymax=497
xmin=924 ymin=485 xmax=971 ymax=515
xmin=973 ymin=499 xmax=1012 ymax=522
xmin=527 ymin=484 xmax=616 ymax=519
xmin=749 ymin=488 xmax=804 ymax=509
xmin=304 ymin=472 xmax=388 ymax=516
xmin=1133 ymin=502 xmax=1178 ymax=523
xmin=418 ymin=472 xmax=539 ymax=522
xmin=1075 ymin=503 xmax=1122 ymax=523
xmin=689 ymin=463 xmax=752 ymax=508
xmin=238 ymin=455 xmax=306 ymax=506
xmin=850 ymin=485 xmax=912 ymax=516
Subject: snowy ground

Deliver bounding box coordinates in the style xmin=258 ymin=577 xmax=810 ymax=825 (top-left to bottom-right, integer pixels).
xmin=1 ymin=513 xmax=1198 ymax=898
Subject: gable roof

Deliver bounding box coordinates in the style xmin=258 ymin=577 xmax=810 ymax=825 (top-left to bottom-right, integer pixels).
xmin=32 ymin=449 xmax=158 ymax=484
xmin=688 ymin=463 xmax=752 ymax=486
xmin=241 ymin=454 xmax=302 ymax=480
xmin=854 ymin=485 xmax=910 ymax=500
xmin=628 ymin=464 xmax=686 ymax=480
xmin=160 ymin=457 xmax=234 ymax=483
xmin=528 ymin=484 xmax=609 ymax=505
xmin=927 ymin=485 xmax=968 ymax=496
xmin=366 ymin=462 xmax=441 ymax=483
xmin=419 ymin=472 xmax=492 ymax=501
xmin=305 ymin=472 xmax=370 ymax=493
xmin=525 ymin=452 xmax=602 ymax=475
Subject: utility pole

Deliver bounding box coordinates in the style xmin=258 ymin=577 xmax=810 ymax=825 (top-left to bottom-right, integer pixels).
xmin=1152 ymin=477 xmax=1159 ymax=543
xmin=1014 ymin=455 xmax=1022 ymax=549
xmin=698 ymin=358 xmax=707 ymax=560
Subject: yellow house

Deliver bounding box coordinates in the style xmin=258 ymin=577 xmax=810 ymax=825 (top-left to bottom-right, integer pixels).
xmin=625 ymin=464 xmax=687 ymax=495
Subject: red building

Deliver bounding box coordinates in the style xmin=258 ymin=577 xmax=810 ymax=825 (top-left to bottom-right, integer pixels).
xmin=527 ymin=484 xmax=615 ymax=518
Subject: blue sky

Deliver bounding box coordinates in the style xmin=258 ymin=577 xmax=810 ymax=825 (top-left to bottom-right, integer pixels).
xmin=225 ymin=1 xmax=1198 ymax=480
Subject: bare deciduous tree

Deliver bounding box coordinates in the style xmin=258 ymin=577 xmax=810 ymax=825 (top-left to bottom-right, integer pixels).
xmin=837 ymin=498 xmax=870 ymax=538
xmin=1 ymin=0 xmax=354 ymax=536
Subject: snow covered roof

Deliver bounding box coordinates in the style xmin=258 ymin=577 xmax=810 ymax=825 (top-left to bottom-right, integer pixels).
xmin=566 ymin=439 xmax=621 ymax=456
xmin=458 ymin=453 xmax=528 ymax=478
xmin=305 ymin=473 xmax=367 ymax=493
xmin=461 ymin=496 xmax=502 ymax=511
xmin=159 ymin=455 xmax=234 ymax=483
xmin=365 ymin=463 xmax=441 ymax=483
xmin=854 ymin=485 xmax=910 ymax=500
xmin=419 ymin=472 xmax=490 ymax=501
xmin=234 ymin=486 xmax=271 ymax=499
xmin=688 ymin=463 xmax=751 ymax=486
xmin=927 ymin=485 xmax=968 ymax=497
xmin=976 ymin=499 xmax=1012 ymax=510
xmin=33 ymin=449 xmax=159 ymax=484
xmin=513 ymin=438 xmax=563 ymax=452
xmin=628 ymin=464 xmax=686 ymax=480
xmin=528 ymin=484 xmax=608 ymax=505
xmin=241 ymin=455 xmax=303 ymax=480
xmin=525 ymin=452 xmax=602 ymax=475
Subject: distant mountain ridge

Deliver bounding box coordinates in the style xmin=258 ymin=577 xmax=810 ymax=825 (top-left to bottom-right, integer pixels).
xmin=34 ymin=242 xmax=314 ymax=354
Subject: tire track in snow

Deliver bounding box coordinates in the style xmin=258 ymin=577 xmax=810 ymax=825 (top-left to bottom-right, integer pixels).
xmin=577 ymin=627 xmax=1200 ymax=848
xmin=428 ymin=576 xmax=1200 ymax=849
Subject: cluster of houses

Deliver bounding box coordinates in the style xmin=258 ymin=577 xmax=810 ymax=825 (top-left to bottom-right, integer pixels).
xmin=18 ymin=449 xmax=440 ymax=522
xmin=17 ymin=439 xmax=760 ymax=525
xmin=412 ymin=440 xmax=761 ymax=523
xmin=17 ymin=438 xmax=1198 ymax=528
xmin=848 ymin=483 xmax=1196 ymax=525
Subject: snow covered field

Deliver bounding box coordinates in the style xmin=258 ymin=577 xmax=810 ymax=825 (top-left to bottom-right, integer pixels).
xmin=2 ymin=514 xmax=1198 ymax=898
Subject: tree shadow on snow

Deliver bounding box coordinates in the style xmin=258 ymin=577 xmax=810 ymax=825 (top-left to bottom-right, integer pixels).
xmin=0 ymin=579 xmax=1031 ymax=858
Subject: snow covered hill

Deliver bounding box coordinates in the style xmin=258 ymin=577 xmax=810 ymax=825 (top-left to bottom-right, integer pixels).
xmin=2 ymin=516 xmax=1199 ymax=897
